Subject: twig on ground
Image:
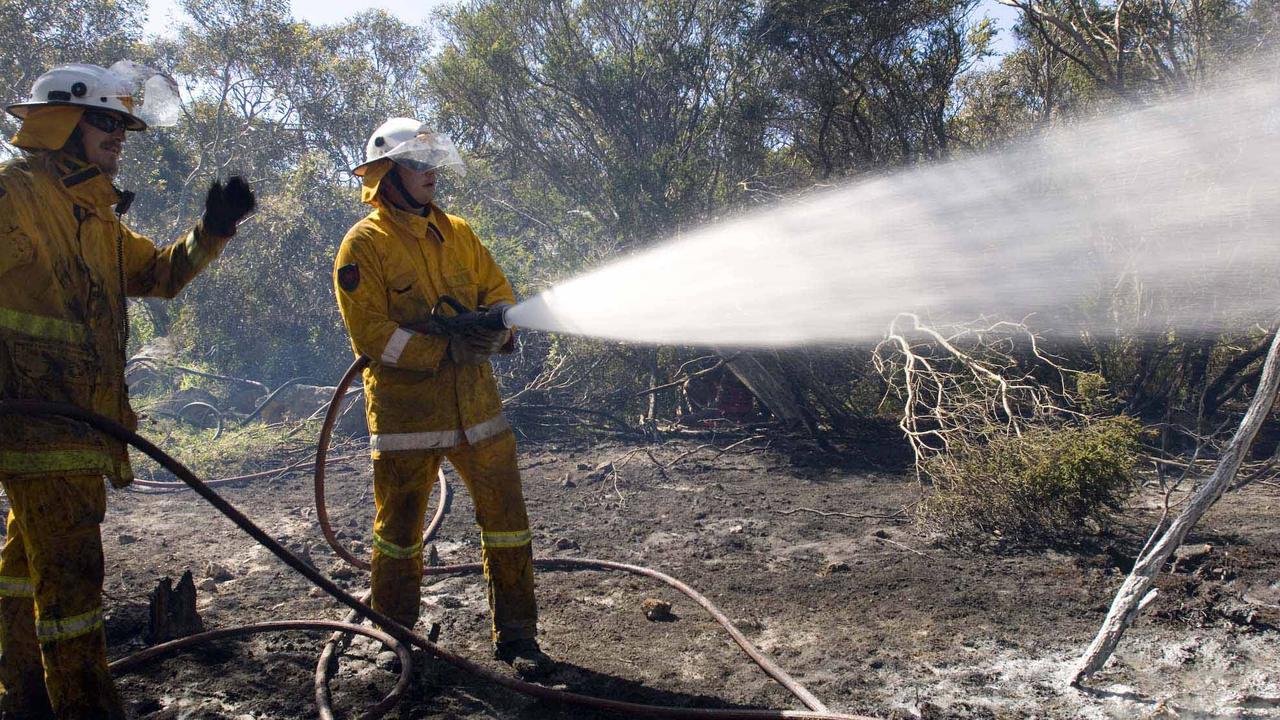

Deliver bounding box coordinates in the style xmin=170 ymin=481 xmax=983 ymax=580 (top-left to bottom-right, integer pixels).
xmin=609 ymin=465 xmax=626 ymax=505
xmin=873 ymin=536 xmax=939 ymax=561
xmin=664 ymin=435 xmax=768 ymax=469
xmin=639 ymin=449 xmax=672 ymax=481
xmin=775 ymin=507 xmax=908 ymax=522
xmin=126 ymin=356 xmax=268 ymax=393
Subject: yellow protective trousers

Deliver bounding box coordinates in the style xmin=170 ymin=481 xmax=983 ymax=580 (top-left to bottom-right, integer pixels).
xmin=0 ymin=475 xmax=124 ymax=720
xmin=371 ymin=431 xmax=537 ymax=644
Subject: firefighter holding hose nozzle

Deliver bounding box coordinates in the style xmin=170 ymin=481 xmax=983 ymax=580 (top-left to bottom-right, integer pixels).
xmin=0 ymin=63 xmax=255 ymax=719
xmin=333 ymin=118 xmax=553 ymax=679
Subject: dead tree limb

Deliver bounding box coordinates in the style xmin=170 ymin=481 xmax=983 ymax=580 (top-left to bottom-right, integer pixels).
xmin=874 ymin=313 xmax=1082 ymax=484
xmin=663 ymin=434 xmax=767 ymax=469
xmin=506 ymin=404 xmax=638 ymax=435
xmin=635 ymin=357 xmax=725 ymax=397
xmin=126 ymin=356 xmax=268 ymax=394
xmin=1073 ymin=326 xmax=1280 ymax=685
xmin=502 ymin=354 xmax=575 ymax=405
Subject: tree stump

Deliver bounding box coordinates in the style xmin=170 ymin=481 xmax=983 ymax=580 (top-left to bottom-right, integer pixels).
xmin=147 ymin=570 xmax=204 ymax=644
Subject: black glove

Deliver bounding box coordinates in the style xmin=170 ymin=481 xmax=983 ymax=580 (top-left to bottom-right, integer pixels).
xmin=448 ymin=337 xmax=490 ymax=366
xmin=202 ymin=176 xmax=256 ymax=237
xmin=462 ymin=326 xmax=511 ymax=354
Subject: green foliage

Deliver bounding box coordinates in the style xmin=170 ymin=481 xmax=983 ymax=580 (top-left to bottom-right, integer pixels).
xmin=130 ymin=413 xmax=320 ymax=482
xmin=1 ymin=0 xmax=1276 ymax=437
xmin=170 ymin=153 xmax=364 ymax=383
xmin=920 ymin=416 xmax=1143 ymax=543
xmin=101 ymin=0 xmax=435 ymax=386
xmin=1074 ymin=371 xmax=1114 ymax=414
xmin=429 ymin=0 xmax=775 ymax=246
xmin=754 ymin=0 xmax=980 ymax=172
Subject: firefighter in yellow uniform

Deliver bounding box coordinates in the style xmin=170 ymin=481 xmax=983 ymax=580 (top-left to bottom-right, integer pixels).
xmin=0 ymin=63 xmax=255 ymax=719
xmin=334 ymin=118 xmax=552 ymax=678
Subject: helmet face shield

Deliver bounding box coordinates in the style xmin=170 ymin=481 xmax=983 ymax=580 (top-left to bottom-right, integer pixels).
xmin=109 ymin=61 xmax=181 ymax=128
xmin=386 ymin=133 xmax=467 ymax=177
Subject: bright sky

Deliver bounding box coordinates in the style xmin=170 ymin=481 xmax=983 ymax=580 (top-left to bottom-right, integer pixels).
xmin=147 ymin=0 xmax=1023 ymax=55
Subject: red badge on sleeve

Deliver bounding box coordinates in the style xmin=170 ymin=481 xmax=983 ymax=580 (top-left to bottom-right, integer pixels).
xmin=337 ymin=263 xmax=360 ymax=292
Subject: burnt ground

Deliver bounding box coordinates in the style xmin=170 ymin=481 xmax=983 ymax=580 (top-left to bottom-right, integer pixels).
xmin=81 ymin=431 xmax=1280 ymax=719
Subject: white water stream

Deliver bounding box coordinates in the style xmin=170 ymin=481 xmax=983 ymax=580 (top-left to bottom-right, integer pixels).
xmin=505 ymin=65 xmax=1280 ymax=346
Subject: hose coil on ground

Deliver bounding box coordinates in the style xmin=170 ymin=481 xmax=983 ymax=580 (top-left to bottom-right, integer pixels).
xmin=0 ymin=396 xmax=878 ymax=720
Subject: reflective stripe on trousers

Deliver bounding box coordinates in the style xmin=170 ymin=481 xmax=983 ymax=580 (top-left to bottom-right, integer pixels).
xmin=0 ymin=475 xmax=125 ymax=718
xmin=369 ymin=430 xmax=537 ymax=642
xmin=35 ymin=606 xmax=103 ymax=643
xmin=481 ymin=529 xmax=532 ymax=549
xmin=369 ymin=414 xmax=511 ymax=453
xmin=372 ymin=532 xmax=422 ymax=560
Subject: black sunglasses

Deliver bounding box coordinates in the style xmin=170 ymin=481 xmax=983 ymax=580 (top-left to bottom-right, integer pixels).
xmin=81 ymin=110 xmax=129 ymax=134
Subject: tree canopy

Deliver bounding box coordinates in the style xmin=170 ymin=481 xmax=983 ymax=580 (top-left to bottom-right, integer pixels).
xmin=2 ymin=0 xmax=1275 ymax=439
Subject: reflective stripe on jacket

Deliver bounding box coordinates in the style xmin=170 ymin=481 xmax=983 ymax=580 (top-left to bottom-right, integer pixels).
xmin=0 ymin=151 xmax=230 ymax=484
xmin=334 ymin=202 xmax=516 ymax=453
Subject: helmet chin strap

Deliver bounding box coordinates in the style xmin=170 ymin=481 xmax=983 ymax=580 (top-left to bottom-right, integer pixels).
xmin=385 ymin=165 xmax=428 ymax=212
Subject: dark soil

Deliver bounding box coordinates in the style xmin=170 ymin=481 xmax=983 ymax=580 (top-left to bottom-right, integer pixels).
xmin=89 ymin=433 xmax=1280 ymax=719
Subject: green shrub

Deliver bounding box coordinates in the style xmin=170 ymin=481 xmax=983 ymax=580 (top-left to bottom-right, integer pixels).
xmin=919 ymin=416 xmax=1143 ymax=543
xmin=1074 ymin=372 xmax=1115 ymax=414
xmin=129 ymin=416 xmax=322 ymax=483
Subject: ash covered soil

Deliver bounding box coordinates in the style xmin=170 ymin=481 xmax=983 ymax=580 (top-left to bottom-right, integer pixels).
xmin=93 ymin=433 xmax=1280 ymax=719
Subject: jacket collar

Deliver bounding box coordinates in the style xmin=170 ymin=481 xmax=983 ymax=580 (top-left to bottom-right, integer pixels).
xmin=43 ymin=151 xmax=129 ymax=216
xmin=374 ymin=201 xmax=447 ymax=243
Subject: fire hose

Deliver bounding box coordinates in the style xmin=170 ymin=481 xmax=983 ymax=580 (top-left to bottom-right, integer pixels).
xmin=0 ymin=395 xmax=879 ymax=719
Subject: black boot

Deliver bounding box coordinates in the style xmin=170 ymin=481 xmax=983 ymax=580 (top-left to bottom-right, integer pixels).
xmin=494 ymin=638 xmax=555 ymax=680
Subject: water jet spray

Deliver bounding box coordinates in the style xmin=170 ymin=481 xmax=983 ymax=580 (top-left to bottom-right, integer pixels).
xmin=502 ymin=64 xmax=1280 ymax=347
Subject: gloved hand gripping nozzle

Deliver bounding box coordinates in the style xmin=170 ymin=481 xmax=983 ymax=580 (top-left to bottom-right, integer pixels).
xmin=428 ymin=295 xmax=512 ymax=335
xmin=420 ymin=296 xmax=512 ymax=367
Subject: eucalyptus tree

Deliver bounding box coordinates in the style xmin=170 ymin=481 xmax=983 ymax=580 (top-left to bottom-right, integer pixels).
xmin=429 ymin=0 xmax=773 ymax=253
xmin=754 ymin=0 xmax=988 ymax=176
xmin=128 ymin=0 xmax=436 ymax=383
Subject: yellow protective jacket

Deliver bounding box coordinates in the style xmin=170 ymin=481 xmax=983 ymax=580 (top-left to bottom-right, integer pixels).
xmin=0 ymin=150 xmax=231 ymax=485
xmin=334 ymin=203 xmax=516 ymax=456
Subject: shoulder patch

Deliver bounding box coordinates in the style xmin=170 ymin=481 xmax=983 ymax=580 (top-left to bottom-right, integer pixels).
xmin=337 ymin=263 xmax=360 ymax=292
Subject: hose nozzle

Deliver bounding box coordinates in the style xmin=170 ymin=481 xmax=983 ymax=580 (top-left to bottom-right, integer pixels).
xmin=477 ymin=304 xmax=512 ymax=331
xmin=430 ymin=296 xmax=512 ymax=334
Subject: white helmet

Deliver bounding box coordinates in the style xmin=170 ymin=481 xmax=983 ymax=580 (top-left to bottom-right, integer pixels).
xmin=352 ymin=117 xmax=466 ymax=177
xmin=6 ymin=61 xmax=180 ymax=130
